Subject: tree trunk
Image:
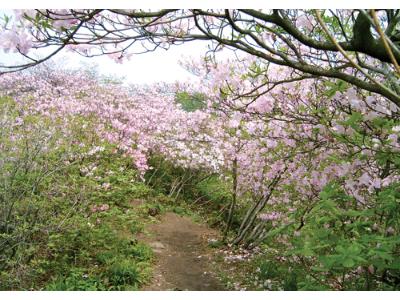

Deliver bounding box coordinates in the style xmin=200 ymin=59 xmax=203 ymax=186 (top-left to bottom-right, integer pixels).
xmin=223 ymin=158 xmax=237 ymax=241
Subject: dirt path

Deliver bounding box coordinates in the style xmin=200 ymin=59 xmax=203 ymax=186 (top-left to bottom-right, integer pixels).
xmin=140 ymin=212 xmax=226 ymax=291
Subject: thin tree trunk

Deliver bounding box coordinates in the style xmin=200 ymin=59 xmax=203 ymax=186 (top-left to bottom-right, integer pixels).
xmin=232 ymin=171 xmax=283 ymax=246
xmin=223 ymin=158 xmax=237 ymax=241
xmin=243 ymin=222 xmax=265 ymax=248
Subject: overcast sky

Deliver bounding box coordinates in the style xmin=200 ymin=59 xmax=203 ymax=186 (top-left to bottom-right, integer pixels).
xmin=0 ymin=40 xmax=214 ymax=85
xmin=64 ymin=41 xmax=212 ymax=84
xmin=0 ymin=7 xmax=215 ymax=84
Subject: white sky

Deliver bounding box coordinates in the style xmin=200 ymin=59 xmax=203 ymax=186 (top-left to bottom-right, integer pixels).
xmin=61 ymin=41 xmax=210 ymax=84
xmin=0 ymin=37 xmax=212 ymax=85
xmin=0 ymin=8 xmax=220 ymax=84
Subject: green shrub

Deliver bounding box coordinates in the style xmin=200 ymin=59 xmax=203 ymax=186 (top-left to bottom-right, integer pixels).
xmin=129 ymin=244 xmax=153 ymax=262
xmin=107 ymin=259 xmax=141 ymax=289
xmin=45 ymin=269 xmax=106 ymax=291
xmin=175 ymin=91 xmax=206 ymax=112
xmin=257 ymin=261 xmax=281 ymax=280
xmin=195 ymin=175 xmax=231 ymax=204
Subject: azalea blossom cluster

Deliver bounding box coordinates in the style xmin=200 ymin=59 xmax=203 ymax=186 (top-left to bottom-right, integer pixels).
xmin=179 ymin=54 xmax=400 ymax=224
xmin=0 ymin=65 xmax=226 ymax=176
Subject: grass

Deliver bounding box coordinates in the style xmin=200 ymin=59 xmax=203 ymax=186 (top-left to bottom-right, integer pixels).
xmin=36 ymin=188 xmax=155 ymax=291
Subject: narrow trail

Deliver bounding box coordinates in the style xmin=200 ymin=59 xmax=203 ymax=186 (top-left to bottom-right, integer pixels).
xmin=140 ymin=212 xmax=226 ymax=291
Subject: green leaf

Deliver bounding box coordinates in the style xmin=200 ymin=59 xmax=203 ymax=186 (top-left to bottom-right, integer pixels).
xmin=342 ymin=258 xmax=355 ymax=268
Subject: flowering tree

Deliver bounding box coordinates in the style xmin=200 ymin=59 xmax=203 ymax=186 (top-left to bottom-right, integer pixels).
xmin=177 ymin=54 xmax=400 ymax=287
xmin=186 ymin=53 xmax=400 ymax=190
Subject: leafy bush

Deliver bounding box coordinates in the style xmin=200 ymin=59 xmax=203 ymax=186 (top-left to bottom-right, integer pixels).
xmin=45 ymin=269 xmax=106 ymax=291
xmin=289 ymin=182 xmax=400 ymax=290
xmin=0 ymin=97 xmax=154 ymax=290
xmin=175 ymin=91 xmax=206 ymax=112
xmin=107 ymin=259 xmax=141 ymax=289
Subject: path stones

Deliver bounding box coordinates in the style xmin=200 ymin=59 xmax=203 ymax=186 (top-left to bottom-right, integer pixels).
xmin=149 ymin=241 xmax=166 ymax=253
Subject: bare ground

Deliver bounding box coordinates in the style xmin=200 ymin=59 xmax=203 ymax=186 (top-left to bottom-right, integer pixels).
xmin=140 ymin=212 xmax=226 ymax=291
